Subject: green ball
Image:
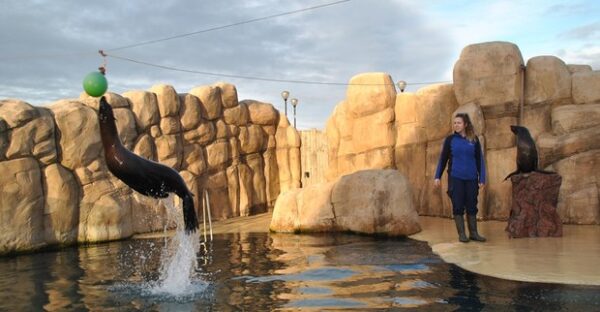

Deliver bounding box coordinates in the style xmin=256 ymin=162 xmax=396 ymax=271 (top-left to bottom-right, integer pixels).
xmin=82 ymin=71 xmax=108 ymax=97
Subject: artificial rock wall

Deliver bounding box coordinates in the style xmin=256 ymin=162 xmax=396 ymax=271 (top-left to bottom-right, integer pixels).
xmin=0 ymin=82 xmax=301 ymax=254
xmin=325 ymin=41 xmax=600 ymax=225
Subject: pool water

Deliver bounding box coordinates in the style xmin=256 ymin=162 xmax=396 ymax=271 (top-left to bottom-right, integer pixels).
xmin=0 ymin=232 xmax=598 ymax=311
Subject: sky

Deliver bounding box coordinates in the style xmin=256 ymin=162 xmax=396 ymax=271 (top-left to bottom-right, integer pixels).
xmin=1 ymin=0 xmax=599 ymax=130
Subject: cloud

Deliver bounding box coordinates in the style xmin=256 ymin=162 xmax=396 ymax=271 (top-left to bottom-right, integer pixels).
xmin=2 ymin=0 xmax=597 ymax=129
xmin=559 ymin=21 xmax=600 ymax=40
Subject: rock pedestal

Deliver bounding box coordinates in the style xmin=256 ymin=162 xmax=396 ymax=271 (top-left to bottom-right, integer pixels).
xmin=506 ymin=172 xmax=563 ymax=238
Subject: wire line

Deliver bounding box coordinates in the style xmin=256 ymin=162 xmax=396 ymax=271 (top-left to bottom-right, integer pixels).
xmin=106 ymin=53 xmax=451 ymax=86
xmin=106 ymin=0 xmax=352 ymax=52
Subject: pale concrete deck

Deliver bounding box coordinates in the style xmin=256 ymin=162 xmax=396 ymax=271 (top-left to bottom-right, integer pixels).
xmin=410 ymin=216 xmax=600 ymax=286
xmin=138 ymin=212 xmax=600 ymax=286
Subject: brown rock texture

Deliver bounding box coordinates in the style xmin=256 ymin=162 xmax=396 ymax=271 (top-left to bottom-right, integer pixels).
xmin=506 ymin=172 xmax=563 ymax=238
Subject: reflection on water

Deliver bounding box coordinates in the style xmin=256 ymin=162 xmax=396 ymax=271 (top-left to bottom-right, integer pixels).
xmin=0 ymin=232 xmax=599 ymax=311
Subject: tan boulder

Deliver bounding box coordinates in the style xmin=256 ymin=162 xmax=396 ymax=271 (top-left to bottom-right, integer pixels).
xmin=183 ymin=120 xmax=216 ymax=146
xmin=270 ymin=189 xmax=301 ymax=232
xmin=0 ymin=158 xmax=45 ymax=253
xmin=549 ymin=150 xmax=600 ymax=224
xmin=421 ymin=138 xmax=453 ymax=217
xmin=229 ymin=137 xmax=240 ymax=165
xmin=572 ymin=71 xmax=600 ymax=104
xmin=525 ymin=56 xmax=571 ymax=106
xmin=133 ymin=133 xmax=157 ymax=161
xmin=150 ymin=125 xmax=161 ymax=138
xmin=453 ymin=41 xmax=524 ymax=112
xmin=189 ymin=85 xmax=223 ymax=120
xmin=160 ymin=116 xmax=181 ymax=135
xmin=0 ymin=99 xmax=37 ymax=128
xmin=182 ymin=143 xmax=206 ymax=176
xmin=395 ymin=140 xmax=426 ymax=213
xmin=262 ymin=125 xmax=276 ymax=136
xmin=522 ymin=102 xmax=552 ymax=140
xmin=297 ymin=182 xmax=336 ymax=232
xmin=214 ymin=82 xmax=239 ymax=108
xmin=223 ymin=103 xmax=249 ymax=126
xmin=552 ymin=104 xmax=600 ymax=135
xmin=538 ymin=126 xmax=600 ymax=166
xmin=155 ymin=134 xmax=183 ymax=169
xmin=484 ymin=147 xmax=516 ymax=220
xmin=114 ymin=108 xmax=138 ymax=149
xmin=352 ymin=107 xmax=394 ymax=153
xmin=215 ymin=119 xmax=230 ymax=140
xmin=238 ymin=163 xmax=254 ymax=216
xmin=74 ymin=159 xmax=109 ymax=186
xmin=180 ymin=170 xmax=201 ymax=222
xmin=122 ymin=90 xmax=160 ymax=132
xmin=49 ymin=100 xmax=102 ymax=170
xmin=5 ymin=107 xmax=56 ymax=164
xmin=179 ymin=93 xmax=204 ymax=131
xmin=416 ymin=84 xmax=460 ymax=141
xmin=247 ymin=153 xmax=267 ymax=214
xmin=345 ymin=73 xmax=396 ymax=118
xmin=206 ymin=140 xmax=230 ymax=171
xmin=239 ymin=125 xmax=266 ymax=155
xmin=131 ymin=193 xmax=170 ymax=234
xmin=331 ymin=169 xmax=421 ymax=236
xmin=263 ymin=149 xmax=280 ymax=208
xmin=78 ymin=178 xmax=133 ymax=242
xmin=352 ymin=147 xmax=395 ymax=170
xmin=244 ymin=100 xmax=279 ymax=125
xmin=395 ymin=92 xmax=418 ymax=125
xmin=229 ymin=125 xmax=241 ymax=137
xmin=226 ymin=166 xmax=240 ymax=216
xmin=484 ymin=117 xmax=517 ymax=149
xmin=43 ymin=163 xmax=79 ymax=245
xmin=206 ymin=170 xmax=233 ymax=220
xmin=567 ymin=64 xmax=592 ymax=74
xmin=150 ymin=84 xmax=180 ymax=118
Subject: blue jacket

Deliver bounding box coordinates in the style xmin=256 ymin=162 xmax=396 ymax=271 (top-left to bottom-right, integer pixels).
xmin=434 ymin=133 xmax=486 ymax=183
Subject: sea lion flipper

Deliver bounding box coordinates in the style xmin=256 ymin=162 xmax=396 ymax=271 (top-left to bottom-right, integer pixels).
xmin=182 ymin=193 xmax=199 ymax=234
xmin=504 ymin=170 xmax=519 ymax=181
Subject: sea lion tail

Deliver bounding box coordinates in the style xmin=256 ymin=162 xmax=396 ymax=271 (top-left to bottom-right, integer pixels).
xmin=182 ymin=193 xmax=199 ymax=234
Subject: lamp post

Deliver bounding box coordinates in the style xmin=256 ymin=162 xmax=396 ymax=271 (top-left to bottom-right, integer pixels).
xmin=397 ymin=80 xmax=407 ymax=93
xmin=291 ymin=98 xmax=298 ymax=128
xmin=281 ymin=90 xmax=290 ymax=116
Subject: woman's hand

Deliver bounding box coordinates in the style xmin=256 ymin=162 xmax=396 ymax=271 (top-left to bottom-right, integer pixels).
xmin=434 ymin=179 xmax=441 ymax=188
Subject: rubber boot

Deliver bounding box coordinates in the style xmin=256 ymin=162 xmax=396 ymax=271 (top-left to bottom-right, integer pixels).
xmin=453 ymin=215 xmax=469 ymax=243
xmin=467 ymin=214 xmax=486 ymax=242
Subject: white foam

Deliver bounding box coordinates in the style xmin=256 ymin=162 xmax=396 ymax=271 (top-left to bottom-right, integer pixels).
xmin=149 ymin=194 xmax=206 ymax=297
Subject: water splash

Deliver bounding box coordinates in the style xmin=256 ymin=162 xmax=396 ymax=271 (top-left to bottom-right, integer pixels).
xmin=148 ymin=194 xmax=207 ymax=297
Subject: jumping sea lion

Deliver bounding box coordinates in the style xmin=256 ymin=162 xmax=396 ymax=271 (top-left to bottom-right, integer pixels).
xmin=98 ymin=96 xmax=199 ymax=233
xmin=504 ymin=125 xmax=552 ymax=180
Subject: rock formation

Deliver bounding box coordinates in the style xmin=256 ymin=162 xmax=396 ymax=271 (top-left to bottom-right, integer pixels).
xmin=0 ymin=82 xmax=302 ymax=254
xmin=322 ymin=41 xmax=600 ymax=225
xmin=270 ymin=169 xmax=421 ymax=236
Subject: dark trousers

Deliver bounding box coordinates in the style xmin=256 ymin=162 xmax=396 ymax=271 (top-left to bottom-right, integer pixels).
xmin=448 ymin=177 xmax=479 ymax=215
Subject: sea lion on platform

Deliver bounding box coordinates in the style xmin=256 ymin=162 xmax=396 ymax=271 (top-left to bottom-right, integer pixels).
xmin=98 ymin=96 xmax=198 ymax=233
xmin=504 ymin=125 xmax=552 ymax=180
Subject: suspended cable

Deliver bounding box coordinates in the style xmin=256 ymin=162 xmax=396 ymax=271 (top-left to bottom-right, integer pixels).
xmin=106 ymin=52 xmax=451 ymax=86
xmin=106 ymin=0 xmax=351 ymax=52
xmin=0 ymin=0 xmax=351 ymax=61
